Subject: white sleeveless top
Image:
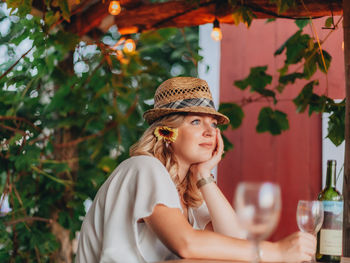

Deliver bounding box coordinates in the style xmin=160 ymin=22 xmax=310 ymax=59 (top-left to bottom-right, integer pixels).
xmin=76 ymin=155 xmax=211 ymax=263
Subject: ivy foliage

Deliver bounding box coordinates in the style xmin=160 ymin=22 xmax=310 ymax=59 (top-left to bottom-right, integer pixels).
xmin=219 ymin=14 xmax=344 ymax=146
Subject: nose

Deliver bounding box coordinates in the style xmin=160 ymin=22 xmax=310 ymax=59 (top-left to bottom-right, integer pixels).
xmin=203 ymin=123 xmax=215 ymax=137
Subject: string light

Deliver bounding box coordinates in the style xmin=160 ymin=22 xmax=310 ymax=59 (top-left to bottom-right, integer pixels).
xmin=211 ymin=18 xmax=222 ymax=41
xmin=109 ymin=1 xmax=121 ymax=16
xmin=123 ymin=39 xmax=136 ymax=53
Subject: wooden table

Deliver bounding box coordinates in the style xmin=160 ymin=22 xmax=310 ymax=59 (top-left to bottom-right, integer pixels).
xmin=157 ymin=259 xmax=242 ymax=263
xmin=158 ymin=260 xmax=350 ymax=263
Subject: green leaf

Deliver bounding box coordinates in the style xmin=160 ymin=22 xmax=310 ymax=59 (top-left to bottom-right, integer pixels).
xmin=10 ymin=145 xmax=41 ymax=171
xmin=54 ymin=31 xmax=79 ymax=52
xmin=325 ymin=17 xmax=334 ymax=28
xmin=293 ymin=80 xmax=318 ymax=113
xmin=285 ymin=33 xmax=311 ymax=64
xmin=256 ymin=88 xmax=276 ymax=99
xmin=265 ymin=18 xmax=276 ymax=23
xmin=234 ymin=66 xmax=272 ymax=92
xmin=234 ymin=79 xmax=249 ymax=90
xmin=276 ymin=84 xmax=285 ymax=93
xmin=8 ymin=133 xmax=23 ymax=146
xmin=269 ymin=0 xmax=297 ymax=13
xmin=218 ymin=102 xmax=244 ymax=130
xmin=327 ymin=104 xmax=345 ymax=146
xmin=11 ymin=31 xmax=29 ymax=45
xmin=256 ymin=107 xmax=289 ymax=135
xmin=279 ymin=72 xmax=305 ymax=85
xmin=45 ymin=10 xmax=60 ymax=28
xmin=295 ymin=19 xmax=310 ymax=30
xmin=232 ymin=6 xmax=256 ymax=27
xmin=6 ymin=0 xmax=33 ymax=16
xmin=303 ymin=52 xmax=318 ymax=78
xmin=58 ymin=0 xmax=71 ymax=22
xmin=275 ymin=30 xmax=311 ymax=65
xmin=308 ymin=95 xmax=327 ymax=116
xmin=316 ymin=49 xmax=332 ymax=73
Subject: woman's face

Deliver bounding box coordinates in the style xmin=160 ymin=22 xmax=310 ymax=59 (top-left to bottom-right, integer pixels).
xmin=171 ymin=114 xmax=218 ymax=168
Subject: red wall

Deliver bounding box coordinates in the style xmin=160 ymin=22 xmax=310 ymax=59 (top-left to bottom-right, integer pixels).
xmin=218 ymin=17 xmax=345 ymax=241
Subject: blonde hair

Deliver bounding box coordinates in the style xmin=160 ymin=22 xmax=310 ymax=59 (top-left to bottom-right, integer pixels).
xmin=129 ymin=114 xmax=203 ymax=208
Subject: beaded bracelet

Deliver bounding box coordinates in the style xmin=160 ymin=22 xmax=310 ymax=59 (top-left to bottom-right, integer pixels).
xmin=196 ymin=175 xmax=215 ymax=189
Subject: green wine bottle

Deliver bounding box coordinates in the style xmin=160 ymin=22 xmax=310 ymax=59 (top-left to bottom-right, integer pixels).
xmin=316 ymin=160 xmax=343 ymax=263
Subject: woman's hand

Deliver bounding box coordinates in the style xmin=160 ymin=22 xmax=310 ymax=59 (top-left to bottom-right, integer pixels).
xmin=274 ymin=231 xmax=316 ymax=262
xmin=190 ymin=128 xmax=224 ymax=179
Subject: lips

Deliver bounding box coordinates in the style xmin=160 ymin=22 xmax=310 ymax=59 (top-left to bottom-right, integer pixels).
xmin=199 ymin=143 xmax=214 ymax=149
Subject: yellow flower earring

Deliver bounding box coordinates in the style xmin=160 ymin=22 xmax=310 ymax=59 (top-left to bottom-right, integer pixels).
xmin=154 ymin=126 xmax=178 ymax=146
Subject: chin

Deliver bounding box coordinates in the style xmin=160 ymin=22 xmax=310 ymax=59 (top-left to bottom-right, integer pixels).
xmin=194 ymin=154 xmax=212 ymax=163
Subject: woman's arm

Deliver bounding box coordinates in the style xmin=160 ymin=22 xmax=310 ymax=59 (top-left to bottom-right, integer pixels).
xmin=199 ymin=180 xmax=246 ymax=238
xmin=144 ymin=204 xmax=316 ymax=262
xmin=191 ymin=129 xmax=245 ymax=238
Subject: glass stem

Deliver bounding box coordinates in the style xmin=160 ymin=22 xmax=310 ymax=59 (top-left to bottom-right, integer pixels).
xmin=252 ymin=240 xmax=261 ymax=263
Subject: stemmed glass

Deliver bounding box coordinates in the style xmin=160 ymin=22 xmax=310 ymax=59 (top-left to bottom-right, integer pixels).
xmin=296 ymin=200 xmax=324 ymax=262
xmin=234 ymin=182 xmax=281 ymax=263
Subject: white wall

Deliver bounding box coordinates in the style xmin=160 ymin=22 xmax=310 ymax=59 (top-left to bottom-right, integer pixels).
xmin=198 ymin=24 xmax=221 ymax=108
xmin=198 ymin=24 xmax=221 ymax=178
xmin=322 ymin=111 xmax=345 ymax=193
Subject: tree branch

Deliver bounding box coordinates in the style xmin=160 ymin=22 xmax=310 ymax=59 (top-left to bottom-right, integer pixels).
xmin=4 ymin=216 xmax=53 ymax=226
xmin=54 ymin=121 xmax=118 ymax=148
xmin=0 ymin=123 xmax=26 ymax=135
xmin=0 ymin=47 xmax=34 ymax=81
xmin=0 ymin=116 xmax=41 ymax=132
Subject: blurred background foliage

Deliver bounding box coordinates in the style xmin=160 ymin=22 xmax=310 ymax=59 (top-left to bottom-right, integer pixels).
xmin=0 ymin=0 xmax=346 ymax=261
xmin=0 ymin=4 xmax=200 ymax=261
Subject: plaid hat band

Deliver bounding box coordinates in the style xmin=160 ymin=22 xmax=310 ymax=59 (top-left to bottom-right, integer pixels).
xmin=143 ymin=77 xmax=230 ymax=125
xmin=159 ymin=98 xmax=215 ymax=110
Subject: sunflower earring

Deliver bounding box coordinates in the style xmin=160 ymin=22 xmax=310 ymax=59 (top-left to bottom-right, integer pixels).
xmin=154 ymin=126 xmax=178 ymax=145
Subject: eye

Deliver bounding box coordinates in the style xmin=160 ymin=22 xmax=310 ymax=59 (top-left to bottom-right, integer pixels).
xmin=191 ymin=119 xmax=200 ymax=125
xmin=211 ymin=122 xmax=218 ymax=128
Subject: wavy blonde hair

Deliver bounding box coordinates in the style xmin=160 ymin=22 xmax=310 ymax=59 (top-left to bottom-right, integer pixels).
xmin=129 ymin=114 xmax=203 ymax=208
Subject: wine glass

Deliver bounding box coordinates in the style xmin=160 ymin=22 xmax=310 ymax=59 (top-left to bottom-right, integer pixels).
xmin=296 ymin=200 xmax=324 ymax=234
xmin=296 ymin=200 xmax=324 ymax=262
xmin=234 ymin=182 xmax=281 ymax=263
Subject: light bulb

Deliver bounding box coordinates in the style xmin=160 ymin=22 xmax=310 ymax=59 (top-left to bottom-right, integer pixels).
xmin=211 ymin=27 xmax=222 ymax=41
xmin=123 ymin=39 xmax=136 ymax=53
xmin=211 ymin=19 xmax=222 ymax=41
xmin=109 ymin=1 xmax=121 ymax=16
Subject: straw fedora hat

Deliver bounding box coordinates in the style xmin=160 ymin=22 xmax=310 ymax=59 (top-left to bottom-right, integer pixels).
xmin=143 ymin=77 xmax=230 ymax=125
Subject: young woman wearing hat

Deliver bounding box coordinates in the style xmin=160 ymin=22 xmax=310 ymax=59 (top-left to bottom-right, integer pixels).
xmin=76 ymin=77 xmax=316 ymax=263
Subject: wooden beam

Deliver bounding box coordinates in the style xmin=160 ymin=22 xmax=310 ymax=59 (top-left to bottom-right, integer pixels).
xmin=343 ymin=0 xmax=350 ymax=258
xmin=68 ymin=0 xmax=343 ymax=36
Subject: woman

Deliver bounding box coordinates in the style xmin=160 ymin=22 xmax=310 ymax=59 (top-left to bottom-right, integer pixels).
xmin=76 ymin=77 xmax=316 ymax=263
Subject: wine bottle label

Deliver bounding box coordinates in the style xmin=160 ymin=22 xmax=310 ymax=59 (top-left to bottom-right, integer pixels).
xmin=319 ymin=201 xmax=343 ymax=256
xmin=320 ymin=229 xmax=342 ymax=255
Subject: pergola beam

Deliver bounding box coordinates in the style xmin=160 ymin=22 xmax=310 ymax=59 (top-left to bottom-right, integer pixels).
xmin=68 ymin=0 xmax=343 ymax=36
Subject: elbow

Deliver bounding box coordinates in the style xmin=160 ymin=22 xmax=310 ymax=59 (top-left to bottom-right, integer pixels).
xmin=174 ymin=231 xmax=198 ymax=259
xmin=176 ymin=245 xmax=192 ymax=259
